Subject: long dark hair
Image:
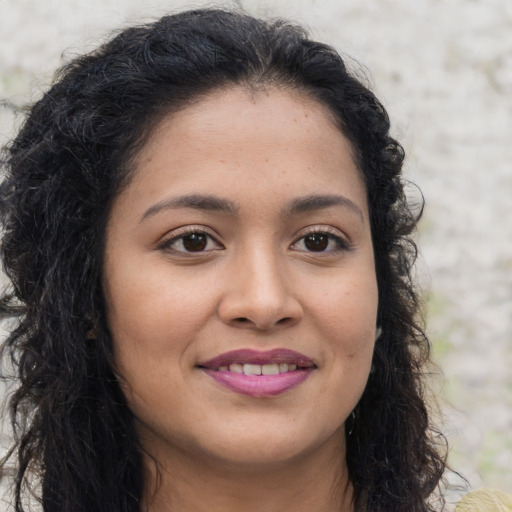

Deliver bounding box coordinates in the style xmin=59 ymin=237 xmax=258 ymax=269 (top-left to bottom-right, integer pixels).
xmin=0 ymin=9 xmax=446 ymax=511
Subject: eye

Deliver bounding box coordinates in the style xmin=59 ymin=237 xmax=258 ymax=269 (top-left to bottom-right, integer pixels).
xmin=290 ymin=229 xmax=351 ymax=253
xmin=159 ymin=229 xmax=223 ymax=254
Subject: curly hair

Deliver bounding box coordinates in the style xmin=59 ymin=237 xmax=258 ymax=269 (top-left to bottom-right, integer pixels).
xmin=0 ymin=8 xmax=446 ymax=512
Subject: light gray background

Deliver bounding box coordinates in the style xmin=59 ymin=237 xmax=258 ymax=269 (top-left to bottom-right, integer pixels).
xmin=1 ymin=0 xmax=511 ymax=504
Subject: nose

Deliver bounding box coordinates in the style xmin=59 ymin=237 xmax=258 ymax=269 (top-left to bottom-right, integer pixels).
xmin=217 ymin=247 xmax=303 ymax=331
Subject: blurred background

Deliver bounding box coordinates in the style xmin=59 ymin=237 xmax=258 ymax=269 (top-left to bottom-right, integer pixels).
xmin=1 ymin=0 xmax=511 ymax=506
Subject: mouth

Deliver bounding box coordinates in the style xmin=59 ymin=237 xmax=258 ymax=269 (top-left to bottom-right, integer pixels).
xmin=197 ymin=349 xmax=316 ymax=397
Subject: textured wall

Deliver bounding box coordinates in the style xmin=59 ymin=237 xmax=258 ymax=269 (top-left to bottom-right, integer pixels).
xmin=1 ymin=0 xmax=511 ymax=505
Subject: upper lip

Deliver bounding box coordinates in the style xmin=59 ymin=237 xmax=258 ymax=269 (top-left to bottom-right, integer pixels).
xmin=198 ymin=349 xmax=316 ymax=369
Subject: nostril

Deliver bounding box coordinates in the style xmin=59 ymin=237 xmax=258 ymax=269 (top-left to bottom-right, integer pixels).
xmin=232 ymin=316 xmax=295 ymax=328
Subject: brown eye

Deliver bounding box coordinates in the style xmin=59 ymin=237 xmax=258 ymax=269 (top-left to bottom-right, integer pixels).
xmin=160 ymin=230 xmax=223 ymax=254
xmin=182 ymin=233 xmax=208 ymax=252
xmin=290 ymin=229 xmax=351 ymax=254
xmin=304 ymin=233 xmax=329 ymax=252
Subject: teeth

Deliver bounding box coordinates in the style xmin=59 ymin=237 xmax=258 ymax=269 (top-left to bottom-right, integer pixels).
xmin=229 ymin=363 xmax=243 ymax=374
xmin=218 ymin=363 xmax=300 ymax=374
xmin=261 ymin=363 xmax=280 ymax=375
xmin=243 ymin=363 xmax=261 ymax=375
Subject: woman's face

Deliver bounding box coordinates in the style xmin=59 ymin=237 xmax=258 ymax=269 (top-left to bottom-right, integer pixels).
xmin=104 ymin=87 xmax=378 ymax=470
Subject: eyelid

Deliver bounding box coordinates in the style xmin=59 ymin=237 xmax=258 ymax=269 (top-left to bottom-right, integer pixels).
xmin=290 ymin=225 xmax=353 ymax=252
xmin=157 ymin=225 xmax=224 ymax=253
xmin=156 ymin=224 xmax=352 ymax=254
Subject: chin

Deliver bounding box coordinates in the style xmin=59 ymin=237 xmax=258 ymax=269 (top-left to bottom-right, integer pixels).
xmin=196 ymin=422 xmax=345 ymax=470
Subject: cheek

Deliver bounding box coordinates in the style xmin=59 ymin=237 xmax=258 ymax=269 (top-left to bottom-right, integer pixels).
xmin=106 ymin=260 xmax=217 ymax=340
xmin=310 ymin=272 xmax=379 ymax=359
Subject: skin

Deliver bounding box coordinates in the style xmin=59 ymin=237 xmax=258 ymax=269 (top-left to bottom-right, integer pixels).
xmin=103 ymin=86 xmax=379 ymax=512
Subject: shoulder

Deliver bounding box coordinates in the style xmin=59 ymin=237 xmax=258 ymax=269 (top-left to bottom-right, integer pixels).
xmin=456 ymin=488 xmax=512 ymax=511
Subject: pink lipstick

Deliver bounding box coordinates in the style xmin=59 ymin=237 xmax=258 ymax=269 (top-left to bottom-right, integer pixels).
xmin=198 ymin=349 xmax=316 ymax=397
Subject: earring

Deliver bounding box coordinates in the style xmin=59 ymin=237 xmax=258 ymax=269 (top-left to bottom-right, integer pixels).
xmin=86 ymin=327 xmax=98 ymax=340
xmin=347 ymin=410 xmax=356 ymax=436
xmin=375 ymin=326 xmax=383 ymax=340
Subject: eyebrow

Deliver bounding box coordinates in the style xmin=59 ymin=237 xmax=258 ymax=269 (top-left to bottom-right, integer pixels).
xmin=287 ymin=194 xmax=365 ymax=223
xmin=141 ymin=194 xmax=238 ymax=221
xmin=141 ymin=193 xmax=365 ymax=223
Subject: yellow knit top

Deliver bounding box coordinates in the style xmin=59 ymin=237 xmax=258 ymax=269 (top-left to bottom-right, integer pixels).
xmin=456 ymin=489 xmax=512 ymax=511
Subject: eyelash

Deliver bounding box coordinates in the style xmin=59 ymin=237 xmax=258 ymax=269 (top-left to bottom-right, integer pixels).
xmin=158 ymin=227 xmax=222 ymax=254
xmin=158 ymin=226 xmax=352 ymax=255
xmin=290 ymin=227 xmax=352 ymax=254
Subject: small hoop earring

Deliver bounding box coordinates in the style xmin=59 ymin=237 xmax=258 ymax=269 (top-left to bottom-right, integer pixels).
xmin=86 ymin=325 xmax=98 ymax=340
xmin=347 ymin=410 xmax=356 ymax=436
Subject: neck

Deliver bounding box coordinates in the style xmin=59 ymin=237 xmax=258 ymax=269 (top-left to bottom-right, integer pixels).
xmin=139 ymin=433 xmax=354 ymax=512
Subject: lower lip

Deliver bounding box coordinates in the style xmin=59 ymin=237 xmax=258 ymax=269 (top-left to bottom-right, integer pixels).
xmin=203 ymin=368 xmax=314 ymax=397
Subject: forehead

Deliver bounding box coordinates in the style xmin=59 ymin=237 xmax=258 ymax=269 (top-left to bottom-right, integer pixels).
xmin=119 ymin=86 xmax=368 ymax=221
xmin=136 ymin=85 xmax=356 ymax=164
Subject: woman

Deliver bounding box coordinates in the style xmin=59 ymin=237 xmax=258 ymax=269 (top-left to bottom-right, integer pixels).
xmin=0 ymin=8 xmax=447 ymax=511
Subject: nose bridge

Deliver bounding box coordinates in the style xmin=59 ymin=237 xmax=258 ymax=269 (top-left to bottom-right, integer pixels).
xmin=219 ymin=239 xmax=301 ymax=330
xmin=243 ymin=243 xmax=285 ymax=303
